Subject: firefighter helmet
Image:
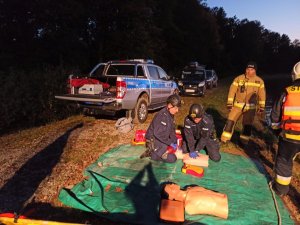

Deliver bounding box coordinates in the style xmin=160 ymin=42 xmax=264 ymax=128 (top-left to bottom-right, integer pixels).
xmin=167 ymin=94 xmax=181 ymax=107
xmin=292 ymin=61 xmax=300 ymax=81
xmin=189 ymin=104 xmax=204 ymax=119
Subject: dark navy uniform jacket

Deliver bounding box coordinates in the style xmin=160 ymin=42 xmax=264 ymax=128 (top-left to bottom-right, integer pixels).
xmin=145 ymin=107 xmax=177 ymax=157
xmin=183 ymin=113 xmax=216 ymax=153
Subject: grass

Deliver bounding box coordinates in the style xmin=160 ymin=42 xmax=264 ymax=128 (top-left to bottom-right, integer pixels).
xmin=1 ymin=76 xmax=300 ymax=224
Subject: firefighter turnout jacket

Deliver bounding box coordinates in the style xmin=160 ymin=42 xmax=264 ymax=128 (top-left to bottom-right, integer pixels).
xmin=227 ymin=74 xmax=266 ymax=111
xmin=183 ymin=113 xmax=221 ymax=162
xmin=145 ymin=107 xmax=177 ymax=162
xmin=271 ymin=79 xmax=300 ymax=195
xmin=221 ymin=73 xmax=266 ymax=142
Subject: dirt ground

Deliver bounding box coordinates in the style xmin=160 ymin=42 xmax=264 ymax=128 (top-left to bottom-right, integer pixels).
xmin=0 ymin=80 xmax=300 ymax=224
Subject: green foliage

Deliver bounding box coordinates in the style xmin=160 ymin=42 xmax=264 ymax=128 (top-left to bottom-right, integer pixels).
xmin=0 ymin=67 xmax=78 ymax=133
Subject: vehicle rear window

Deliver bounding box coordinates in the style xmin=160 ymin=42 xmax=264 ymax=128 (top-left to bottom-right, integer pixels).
xmin=106 ymin=64 xmax=135 ymax=76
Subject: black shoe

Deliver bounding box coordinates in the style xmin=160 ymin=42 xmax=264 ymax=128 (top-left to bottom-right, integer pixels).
xmin=271 ymin=182 xmax=285 ymax=197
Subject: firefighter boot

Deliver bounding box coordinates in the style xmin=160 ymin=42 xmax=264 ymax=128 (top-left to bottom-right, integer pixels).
xmin=240 ymin=125 xmax=252 ymax=145
xmin=221 ymin=120 xmax=235 ymax=143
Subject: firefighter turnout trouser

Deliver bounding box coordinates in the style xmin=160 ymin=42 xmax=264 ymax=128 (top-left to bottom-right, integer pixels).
xmin=274 ymin=138 xmax=300 ymax=195
xmin=221 ymin=107 xmax=256 ymax=142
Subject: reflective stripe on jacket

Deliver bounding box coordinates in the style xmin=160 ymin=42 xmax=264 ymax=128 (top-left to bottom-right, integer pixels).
xmin=227 ymin=74 xmax=266 ymax=111
xmin=281 ymin=85 xmax=300 ymax=141
xmin=271 ymin=79 xmax=300 ymax=142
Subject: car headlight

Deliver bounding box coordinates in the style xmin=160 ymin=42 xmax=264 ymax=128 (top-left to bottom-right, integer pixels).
xmin=178 ymin=81 xmax=183 ymax=86
xmin=198 ymin=82 xmax=205 ymax=87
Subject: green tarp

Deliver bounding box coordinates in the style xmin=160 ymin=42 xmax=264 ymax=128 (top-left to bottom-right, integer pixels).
xmin=59 ymin=144 xmax=293 ymax=225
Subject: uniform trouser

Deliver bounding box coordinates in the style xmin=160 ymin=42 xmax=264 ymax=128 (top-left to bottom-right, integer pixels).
xmin=274 ymin=138 xmax=300 ymax=195
xmin=182 ymin=138 xmax=221 ymax=162
xmin=145 ymin=139 xmax=177 ymax=163
xmin=221 ymin=107 xmax=256 ymax=142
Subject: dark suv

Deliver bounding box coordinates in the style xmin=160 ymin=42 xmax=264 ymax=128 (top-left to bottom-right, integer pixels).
xmin=205 ymin=69 xmax=218 ymax=89
xmin=177 ymin=63 xmax=206 ymax=96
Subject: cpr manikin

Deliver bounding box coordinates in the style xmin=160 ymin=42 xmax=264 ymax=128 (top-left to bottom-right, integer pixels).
xmin=164 ymin=183 xmax=228 ymax=219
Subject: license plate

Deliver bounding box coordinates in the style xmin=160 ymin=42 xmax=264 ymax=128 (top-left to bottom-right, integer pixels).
xmin=185 ymin=89 xmax=195 ymax=93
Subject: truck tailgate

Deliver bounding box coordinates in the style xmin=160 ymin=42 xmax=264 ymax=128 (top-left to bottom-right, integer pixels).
xmin=55 ymin=94 xmax=116 ymax=103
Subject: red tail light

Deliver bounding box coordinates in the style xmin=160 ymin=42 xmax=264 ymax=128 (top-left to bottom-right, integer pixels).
xmin=116 ymin=80 xmax=127 ymax=99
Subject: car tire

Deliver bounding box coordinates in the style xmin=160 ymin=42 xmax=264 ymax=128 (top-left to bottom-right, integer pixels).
xmin=133 ymin=96 xmax=148 ymax=124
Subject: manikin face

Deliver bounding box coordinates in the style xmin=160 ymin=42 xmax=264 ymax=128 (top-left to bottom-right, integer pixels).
xmin=167 ymin=104 xmax=179 ymax=115
xmin=245 ymin=68 xmax=256 ymax=77
xmin=193 ymin=117 xmax=202 ymax=123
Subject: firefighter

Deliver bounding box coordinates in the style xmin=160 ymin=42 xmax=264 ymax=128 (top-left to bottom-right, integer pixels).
xmin=271 ymin=61 xmax=300 ymax=195
xmin=221 ymin=61 xmax=266 ymax=144
xmin=182 ymin=104 xmax=221 ymax=162
xmin=140 ymin=94 xmax=181 ymax=163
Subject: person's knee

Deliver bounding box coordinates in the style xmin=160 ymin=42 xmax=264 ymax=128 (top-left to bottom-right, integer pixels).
xmin=210 ymin=152 xmax=221 ymax=162
xmin=151 ymin=152 xmax=161 ymax=161
xmin=166 ymin=153 xmax=177 ymax=163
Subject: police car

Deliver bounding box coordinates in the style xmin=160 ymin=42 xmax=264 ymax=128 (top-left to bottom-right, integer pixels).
xmin=55 ymin=59 xmax=178 ymax=123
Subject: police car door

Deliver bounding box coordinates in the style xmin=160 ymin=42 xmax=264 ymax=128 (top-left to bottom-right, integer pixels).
xmin=157 ymin=66 xmax=173 ymax=102
xmin=147 ymin=65 xmax=162 ymax=104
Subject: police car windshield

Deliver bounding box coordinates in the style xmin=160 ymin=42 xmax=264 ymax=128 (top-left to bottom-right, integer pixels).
xmin=182 ymin=69 xmax=205 ymax=81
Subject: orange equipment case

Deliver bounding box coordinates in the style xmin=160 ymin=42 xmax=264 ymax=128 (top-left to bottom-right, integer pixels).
xmin=182 ymin=164 xmax=204 ymax=178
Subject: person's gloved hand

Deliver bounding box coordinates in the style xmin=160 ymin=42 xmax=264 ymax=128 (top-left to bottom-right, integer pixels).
xmin=227 ymin=103 xmax=233 ymax=111
xmin=170 ymin=143 xmax=177 ymax=150
xmin=189 ymin=151 xmax=199 ymax=159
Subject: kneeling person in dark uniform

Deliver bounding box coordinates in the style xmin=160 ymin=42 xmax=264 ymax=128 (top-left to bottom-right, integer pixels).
xmin=182 ymin=104 xmax=221 ymax=162
xmin=140 ymin=94 xmax=181 ymax=163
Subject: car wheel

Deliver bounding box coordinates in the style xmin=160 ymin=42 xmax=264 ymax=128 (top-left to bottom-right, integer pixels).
xmin=133 ymin=96 xmax=148 ymax=124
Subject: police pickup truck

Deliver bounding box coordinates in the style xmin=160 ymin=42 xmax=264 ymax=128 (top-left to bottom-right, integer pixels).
xmin=55 ymin=59 xmax=178 ymax=123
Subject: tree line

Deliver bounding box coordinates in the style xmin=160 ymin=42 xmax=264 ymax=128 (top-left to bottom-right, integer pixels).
xmin=0 ymin=0 xmax=299 ymax=133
